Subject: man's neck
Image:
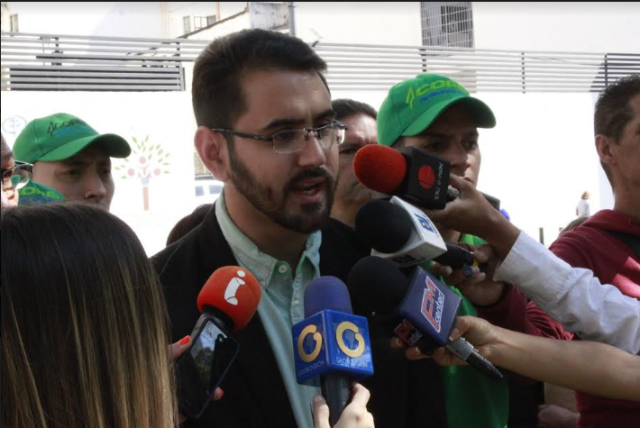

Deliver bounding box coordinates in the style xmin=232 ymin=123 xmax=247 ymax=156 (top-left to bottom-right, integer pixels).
xmin=224 ymin=187 xmax=309 ymax=270
xmin=613 ymin=188 xmax=640 ymax=219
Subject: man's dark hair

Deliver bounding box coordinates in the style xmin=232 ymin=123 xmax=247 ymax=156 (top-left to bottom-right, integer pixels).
xmin=192 ymin=29 xmax=328 ymax=132
xmin=331 ymin=99 xmax=377 ymax=122
xmin=594 ymin=74 xmax=640 ymax=186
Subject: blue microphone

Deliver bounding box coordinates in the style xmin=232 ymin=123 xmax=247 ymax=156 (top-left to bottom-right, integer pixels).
xmin=348 ymin=257 xmax=503 ymax=380
xmin=292 ymin=276 xmax=374 ymax=426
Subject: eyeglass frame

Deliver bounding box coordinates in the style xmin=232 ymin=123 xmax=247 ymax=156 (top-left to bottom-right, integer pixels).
xmin=210 ymin=120 xmax=349 ymax=154
xmin=2 ymin=160 xmax=34 ymax=189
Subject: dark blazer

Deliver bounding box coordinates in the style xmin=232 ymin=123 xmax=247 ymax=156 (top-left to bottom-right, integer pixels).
xmin=152 ymin=205 xmax=446 ymax=428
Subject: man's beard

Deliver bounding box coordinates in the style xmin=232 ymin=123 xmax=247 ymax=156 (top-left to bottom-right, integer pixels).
xmin=228 ymin=147 xmax=335 ymax=234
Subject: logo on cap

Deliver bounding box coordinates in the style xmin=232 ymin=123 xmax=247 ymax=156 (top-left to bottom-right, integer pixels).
xmin=405 ymin=79 xmax=468 ymax=109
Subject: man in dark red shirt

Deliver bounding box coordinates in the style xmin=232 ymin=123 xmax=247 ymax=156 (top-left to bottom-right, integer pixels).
xmin=548 ymin=75 xmax=640 ymax=428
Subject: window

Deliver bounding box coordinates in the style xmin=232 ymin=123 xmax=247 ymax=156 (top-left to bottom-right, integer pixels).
xmin=183 ymin=16 xmax=191 ymax=34
xmin=421 ymin=2 xmax=474 ymax=48
xmin=10 ymin=13 xmax=18 ymax=32
xmin=194 ymin=15 xmax=216 ymax=30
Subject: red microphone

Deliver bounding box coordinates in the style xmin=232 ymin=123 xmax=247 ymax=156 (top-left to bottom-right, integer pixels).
xmin=197 ymin=266 xmax=262 ymax=332
xmin=354 ymin=145 xmax=451 ymax=209
xmin=353 ymin=145 xmax=407 ymax=194
xmin=177 ymin=266 xmax=262 ymax=419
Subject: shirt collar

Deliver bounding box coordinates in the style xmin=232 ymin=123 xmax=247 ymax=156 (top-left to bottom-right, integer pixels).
xmin=215 ymin=190 xmax=322 ymax=289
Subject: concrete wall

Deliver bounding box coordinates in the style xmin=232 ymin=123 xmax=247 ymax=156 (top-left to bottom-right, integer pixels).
xmin=473 ymin=2 xmax=640 ymax=53
xmin=6 ymin=2 xmax=165 ymax=38
xmin=294 ymin=2 xmax=423 ymax=45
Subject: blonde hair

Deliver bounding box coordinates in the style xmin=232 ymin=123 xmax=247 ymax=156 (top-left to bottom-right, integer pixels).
xmin=1 ymin=203 xmax=176 ymax=428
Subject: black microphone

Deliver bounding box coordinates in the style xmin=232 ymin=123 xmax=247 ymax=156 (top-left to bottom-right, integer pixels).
xmin=348 ymin=256 xmax=503 ymax=380
xmin=355 ymin=197 xmax=477 ymax=272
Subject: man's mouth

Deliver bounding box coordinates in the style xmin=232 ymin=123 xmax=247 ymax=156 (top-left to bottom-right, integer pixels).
xmin=291 ymin=177 xmax=326 ymax=195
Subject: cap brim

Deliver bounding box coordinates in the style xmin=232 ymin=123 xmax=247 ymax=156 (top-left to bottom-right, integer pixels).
xmin=37 ymin=134 xmax=131 ymax=162
xmin=402 ymin=96 xmax=496 ymax=138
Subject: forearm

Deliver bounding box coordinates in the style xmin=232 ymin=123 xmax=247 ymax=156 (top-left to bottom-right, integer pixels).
xmin=495 ymin=232 xmax=640 ymax=353
xmin=476 ymin=208 xmax=520 ymax=260
xmin=488 ymin=326 xmax=640 ymax=402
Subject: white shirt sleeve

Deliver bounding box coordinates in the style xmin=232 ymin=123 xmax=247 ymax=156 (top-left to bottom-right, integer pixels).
xmin=494 ymin=231 xmax=640 ymax=354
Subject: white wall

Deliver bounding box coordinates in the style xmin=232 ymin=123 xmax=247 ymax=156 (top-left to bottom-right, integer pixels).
xmin=473 ymin=2 xmax=640 ymax=53
xmin=7 ymin=2 xmax=165 ymax=38
xmin=1 ymin=91 xmax=198 ymax=256
xmin=293 ymin=2 xmax=422 ymax=45
xmin=162 ymin=2 xmax=245 ymax=38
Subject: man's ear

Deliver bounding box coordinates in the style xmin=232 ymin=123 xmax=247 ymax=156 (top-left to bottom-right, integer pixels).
xmin=595 ymin=134 xmax=617 ymax=168
xmin=195 ymin=127 xmax=230 ymax=182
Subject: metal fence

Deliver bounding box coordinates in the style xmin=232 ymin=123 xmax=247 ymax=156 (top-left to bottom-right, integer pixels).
xmin=2 ymin=32 xmax=638 ymax=93
xmin=315 ymin=43 xmax=640 ymax=92
xmin=1 ymin=32 xmax=207 ymax=91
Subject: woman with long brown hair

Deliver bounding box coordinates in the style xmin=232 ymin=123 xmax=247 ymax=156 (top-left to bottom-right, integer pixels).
xmin=1 ymin=203 xmax=176 ymax=428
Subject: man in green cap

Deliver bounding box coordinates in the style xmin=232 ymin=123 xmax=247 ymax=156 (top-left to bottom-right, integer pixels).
xmin=13 ymin=113 xmax=131 ymax=211
xmin=378 ymin=74 xmax=571 ymax=428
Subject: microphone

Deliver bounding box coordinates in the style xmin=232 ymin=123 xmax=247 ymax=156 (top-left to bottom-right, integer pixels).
xmin=197 ymin=266 xmax=262 ymax=332
xmin=353 ymin=144 xmax=500 ymax=210
xmin=177 ymin=266 xmax=262 ymax=418
xmin=355 ymin=196 xmax=474 ymax=271
xmin=292 ymin=277 xmax=374 ymax=426
xmin=348 ymin=257 xmax=503 ymax=380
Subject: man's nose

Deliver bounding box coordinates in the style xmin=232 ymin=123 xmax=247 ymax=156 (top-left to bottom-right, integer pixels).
xmin=83 ymin=174 xmax=108 ymax=202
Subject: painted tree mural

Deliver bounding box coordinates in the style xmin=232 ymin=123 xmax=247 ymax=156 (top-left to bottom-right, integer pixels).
xmin=115 ymin=135 xmax=171 ymax=211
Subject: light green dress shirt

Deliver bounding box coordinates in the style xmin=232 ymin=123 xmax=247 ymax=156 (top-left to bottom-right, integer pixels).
xmin=216 ymin=191 xmax=322 ymax=428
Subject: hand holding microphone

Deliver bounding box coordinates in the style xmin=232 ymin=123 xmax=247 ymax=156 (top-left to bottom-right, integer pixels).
xmin=313 ymin=383 xmax=375 ymax=428
xmin=355 ymin=196 xmax=478 ymax=273
xmin=348 ymin=256 xmax=503 ymax=380
xmin=353 ymin=144 xmax=500 ymax=210
xmin=424 ymin=174 xmax=519 ymax=260
xmin=176 ymin=266 xmax=262 ymax=419
xmin=292 ymin=276 xmax=374 ymax=427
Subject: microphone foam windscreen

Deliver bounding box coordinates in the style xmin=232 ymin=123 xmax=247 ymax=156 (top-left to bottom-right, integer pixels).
xmin=347 ymin=256 xmax=408 ymax=315
xmin=355 ymin=199 xmax=413 ymax=253
xmin=197 ymin=266 xmax=262 ymax=332
xmin=304 ymin=276 xmax=353 ymax=317
xmin=353 ymin=145 xmax=407 ymax=194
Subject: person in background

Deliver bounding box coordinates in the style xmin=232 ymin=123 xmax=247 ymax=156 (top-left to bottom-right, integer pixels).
xmin=12 ymin=113 xmax=130 ymax=211
xmin=1 ymin=132 xmax=32 ymax=209
xmin=330 ymin=99 xmax=378 ymax=228
xmin=576 ymin=191 xmax=591 ymax=218
xmin=378 ymin=73 xmax=568 ymax=428
xmin=166 ymin=204 xmax=212 ymax=245
xmin=548 ymin=74 xmax=640 ymax=428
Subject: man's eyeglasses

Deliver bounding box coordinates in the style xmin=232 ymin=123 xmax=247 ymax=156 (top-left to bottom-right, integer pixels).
xmin=1 ymin=161 xmax=33 ymax=190
xmin=211 ymin=120 xmax=348 ymax=154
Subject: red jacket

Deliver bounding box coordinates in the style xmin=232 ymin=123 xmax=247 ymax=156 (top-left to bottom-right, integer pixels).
xmin=550 ymin=209 xmax=640 ymax=428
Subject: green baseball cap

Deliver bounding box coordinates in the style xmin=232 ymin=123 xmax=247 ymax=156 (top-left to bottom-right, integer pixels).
xmin=377 ymin=73 xmax=496 ymax=146
xmin=13 ymin=113 xmax=131 ymax=164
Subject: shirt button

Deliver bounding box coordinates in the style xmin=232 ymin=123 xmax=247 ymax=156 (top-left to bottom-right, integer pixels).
xmin=278 ymin=264 xmax=288 ymax=274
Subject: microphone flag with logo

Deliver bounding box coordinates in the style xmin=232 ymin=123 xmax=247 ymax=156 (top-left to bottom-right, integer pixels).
xmin=292 ymin=276 xmax=374 ymax=426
